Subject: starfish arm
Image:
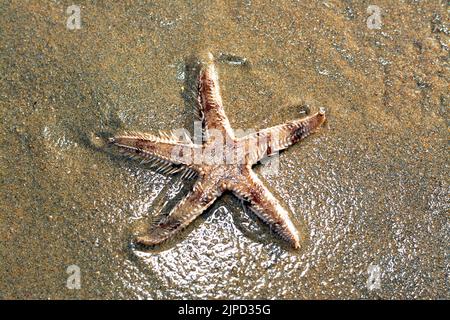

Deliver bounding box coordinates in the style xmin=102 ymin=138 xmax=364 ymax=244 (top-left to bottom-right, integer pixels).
xmin=197 ymin=53 xmax=234 ymax=139
xmin=136 ymin=175 xmax=222 ymax=246
xmin=109 ymin=131 xmax=199 ymax=175
xmin=232 ymin=169 xmax=301 ymax=248
xmin=242 ymin=110 xmax=326 ymax=164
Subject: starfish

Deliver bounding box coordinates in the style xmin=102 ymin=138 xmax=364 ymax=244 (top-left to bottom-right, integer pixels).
xmin=109 ymin=53 xmax=326 ymax=249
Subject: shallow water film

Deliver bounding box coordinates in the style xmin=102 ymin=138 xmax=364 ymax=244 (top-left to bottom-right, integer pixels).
xmin=0 ymin=1 xmax=448 ymax=299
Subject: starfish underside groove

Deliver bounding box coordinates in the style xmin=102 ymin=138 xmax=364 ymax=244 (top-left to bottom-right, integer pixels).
xmin=109 ymin=53 xmax=326 ymax=249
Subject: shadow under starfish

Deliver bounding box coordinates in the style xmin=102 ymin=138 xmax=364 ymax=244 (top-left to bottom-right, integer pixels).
xmin=109 ymin=52 xmax=326 ymax=249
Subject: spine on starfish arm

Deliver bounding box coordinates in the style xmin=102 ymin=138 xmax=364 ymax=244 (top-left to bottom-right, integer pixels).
xmin=232 ymin=169 xmax=302 ymax=248
xmin=108 ymin=131 xmax=199 ymax=175
xmin=287 ymin=108 xmax=326 ymax=145
xmin=246 ymin=109 xmax=326 ymax=163
xmin=136 ymin=176 xmax=222 ymax=246
xmin=198 ymin=52 xmax=224 ymax=111
xmin=197 ymin=52 xmax=235 ymax=139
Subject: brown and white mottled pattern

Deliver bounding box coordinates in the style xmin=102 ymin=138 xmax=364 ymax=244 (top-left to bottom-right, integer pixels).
xmin=109 ymin=53 xmax=326 ymax=249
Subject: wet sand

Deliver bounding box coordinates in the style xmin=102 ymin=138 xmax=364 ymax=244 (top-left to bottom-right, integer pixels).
xmin=0 ymin=1 xmax=448 ymax=299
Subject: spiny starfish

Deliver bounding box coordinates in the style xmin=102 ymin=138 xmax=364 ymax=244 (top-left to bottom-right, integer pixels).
xmin=109 ymin=53 xmax=326 ymax=249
